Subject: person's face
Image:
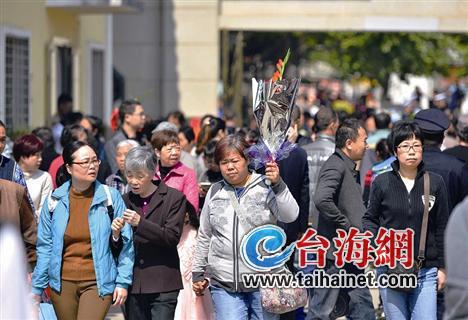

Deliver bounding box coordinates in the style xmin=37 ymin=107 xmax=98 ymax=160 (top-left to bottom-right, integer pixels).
xmin=346 ymin=127 xmax=368 ymax=161
xmin=0 ymin=126 xmax=6 ymax=154
xmin=20 ymin=152 xmax=42 ymax=172
xmin=126 ymin=169 xmax=154 ymax=196
xmin=396 ymin=137 xmax=423 ymax=169
xmin=59 ymin=101 xmax=73 ymax=116
xmin=76 ymin=130 xmax=88 ymax=143
xmin=178 ymin=132 xmax=191 ymax=152
xmin=80 ymin=119 xmax=95 ymax=136
xmin=219 ymin=149 xmax=249 ymax=186
xmin=157 ymin=142 xmax=181 ymax=167
xmin=66 ymin=146 xmax=100 ymax=184
xmin=116 ymin=145 xmax=134 ymax=172
xmin=215 ymin=129 xmax=226 ymax=140
xmin=168 ymin=115 xmax=181 ymax=128
xmin=365 ymin=116 xmax=376 ymax=133
xmin=126 ymin=105 xmax=146 ymax=130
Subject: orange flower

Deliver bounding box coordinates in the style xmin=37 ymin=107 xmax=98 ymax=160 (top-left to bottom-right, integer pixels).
xmin=272 ymin=70 xmax=281 ymax=82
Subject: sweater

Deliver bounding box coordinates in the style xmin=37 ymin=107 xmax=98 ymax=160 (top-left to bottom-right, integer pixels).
xmin=62 ymin=185 xmax=96 ymax=281
xmin=362 ymin=161 xmax=449 ymax=269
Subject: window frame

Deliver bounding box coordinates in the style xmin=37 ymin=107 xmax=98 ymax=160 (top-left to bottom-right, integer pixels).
xmin=0 ymin=26 xmax=32 ymax=131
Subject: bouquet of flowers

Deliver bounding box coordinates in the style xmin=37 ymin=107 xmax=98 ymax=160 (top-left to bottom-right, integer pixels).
xmin=248 ymin=49 xmax=301 ymax=169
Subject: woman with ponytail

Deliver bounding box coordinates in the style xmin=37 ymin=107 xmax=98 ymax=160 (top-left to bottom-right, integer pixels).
xmin=32 ymin=141 xmax=134 ymax=320
xmin=194 ymin=117 xmax=226 ymax=179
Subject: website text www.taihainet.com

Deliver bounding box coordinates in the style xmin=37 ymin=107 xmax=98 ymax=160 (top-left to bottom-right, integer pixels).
xmin=242 ymin=270 xmax=417 ymax=290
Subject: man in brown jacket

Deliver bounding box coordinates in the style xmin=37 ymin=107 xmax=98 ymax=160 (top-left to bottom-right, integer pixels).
xmin=0 ymin=178 xmax=37 ymax=270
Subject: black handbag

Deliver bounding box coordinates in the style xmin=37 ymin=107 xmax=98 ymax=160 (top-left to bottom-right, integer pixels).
xmin=386 ymin=172 xmax=430 ymax=292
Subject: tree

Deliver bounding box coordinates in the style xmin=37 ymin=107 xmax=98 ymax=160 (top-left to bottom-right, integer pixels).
xmin=242 ymin=32 xmax=468 ymax=87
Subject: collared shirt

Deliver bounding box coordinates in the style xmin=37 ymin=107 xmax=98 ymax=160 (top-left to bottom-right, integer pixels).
xmin=154 ymin=161 xmax=199 ymax=212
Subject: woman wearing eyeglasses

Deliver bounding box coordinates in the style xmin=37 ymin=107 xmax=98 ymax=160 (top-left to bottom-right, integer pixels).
xmin=32 ymin=141 xmax=134 ymax=320
xmin=362 ymin=121 xmax=449 ymax=320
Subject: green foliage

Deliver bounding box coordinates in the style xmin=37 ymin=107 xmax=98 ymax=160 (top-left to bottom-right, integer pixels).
xmin=244 ymin=32 xmax=467 ymax=86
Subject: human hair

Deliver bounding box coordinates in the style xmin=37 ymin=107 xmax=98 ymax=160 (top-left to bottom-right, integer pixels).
xmin=196 ymin=117 xmax=226 ymax=155
xmin=62 ymin=112 xmax=83 ymax=126
xmin=314 ymin=107 xmax=338 ymax=133
xmin=83 ymin=115 xmax=104 ymax=138
xmin=151 ymin=130 xmax=179 ymax=151
xmin=167 ymin=111 xmax=186 ymax=127
xmin=124 ymin=146 xmax=157 ymax=174
xmin=459 ymin=128 xmax=468 ymax=142
xmin=116 ymin=139 xmax=140 ymax=150
xmin=153 ymin=121 xmax=178 ymax=133
xmin=13 ymin=134 xmax=44 ymax=162
xmin=290 ymin=105 xmax=301 ymax=124
xmin=32 ymin=127 xmax=54 ymax=149
xmin=60 ymin=124 xmax=88 ymax=148
xmin=203 ymin=139 xmax=218 ymax=159
xmin=391 ymin=121 xmax=424 ymax=153
xmin=0 ymin=120 xmax=5 ymax=129
xmin=214 ymin=134 xmax=249 ymax=165
xmin=179 ymin=126 xmax=195 ymax=143
xmin=421 ymin=131 xmax=444 ymax=146
xmin=57 ymin=93 xmax=72 ymax=106
xmin=119 ymin=99 xmax=141 ymax=124
xmin=335 ymin=118 xmax=363 ymax=149
xmin=375 ymin=138 xmax=391 ymax=161
xmin=187 ymin=208 xmax=200 ymax=229
xmin=375 ymin=113 xmax=391 ymax=130
xmin=56 ymin=141 xmax=97 ymax=187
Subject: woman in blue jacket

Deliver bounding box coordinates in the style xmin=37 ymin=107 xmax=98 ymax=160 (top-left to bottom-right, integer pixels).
xmin=32 ymin=141 xmax=134 ymax=320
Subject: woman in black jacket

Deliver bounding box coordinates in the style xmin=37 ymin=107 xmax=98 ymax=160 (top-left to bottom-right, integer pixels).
xmin=120 ymin=146 xmax=187 ymax=320
xmin=362 ymin=121 xmax=449 ymax=320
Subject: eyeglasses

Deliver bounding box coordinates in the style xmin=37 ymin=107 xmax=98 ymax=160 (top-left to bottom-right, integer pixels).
xmin=72 ymin=159 xmax=101 ymax=169
xmin=133 ymin=112 xmax=145 ymax=117
xmin=163 ymin=145 xmax=181 ymax=153
xmin=397 ymin=144 xmax=423 ymax=153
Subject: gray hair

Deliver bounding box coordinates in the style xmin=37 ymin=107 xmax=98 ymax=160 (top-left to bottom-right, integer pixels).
xmin=124 ymin=146 xmax=157 ymax=174
xmin=116 ymin=139 xmax=140 ymax=150
xmin=152 ymin=121 xmax=178 ymax=134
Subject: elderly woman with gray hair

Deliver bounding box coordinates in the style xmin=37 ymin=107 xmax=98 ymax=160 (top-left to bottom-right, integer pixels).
xmin=105 ymin=139 xmax=140 ymax=195
xmin=118 ymin=146 xmax=187 ymax=320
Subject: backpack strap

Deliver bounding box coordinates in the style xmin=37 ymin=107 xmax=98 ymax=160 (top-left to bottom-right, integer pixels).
xmin=47 ymin=193 xmax=59 ymax=217
xmin=103 ymin=185 xmax=115 ymax=222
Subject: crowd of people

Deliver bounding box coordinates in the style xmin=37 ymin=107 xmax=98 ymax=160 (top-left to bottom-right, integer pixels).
xmin=0 ymin=84 xmax=467 ymax=320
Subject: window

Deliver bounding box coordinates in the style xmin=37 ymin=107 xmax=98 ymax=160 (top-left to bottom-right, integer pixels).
xmin=57 ymin=46 xmax=73 ymax=97
xmin=1 ymin=30 xmax=30 ymax=132
xmin=91 ymin=48 xmax=104 ymax=119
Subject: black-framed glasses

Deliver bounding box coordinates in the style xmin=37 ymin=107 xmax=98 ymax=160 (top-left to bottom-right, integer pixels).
xmin=397 ymin=144 xmax=423 ymax=153
xmin=72 ymin=159 xmax=101 ymax=169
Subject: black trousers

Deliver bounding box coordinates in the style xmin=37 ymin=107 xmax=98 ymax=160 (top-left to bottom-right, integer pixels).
xmin=126 ymin=290 xmax=179 ymax=320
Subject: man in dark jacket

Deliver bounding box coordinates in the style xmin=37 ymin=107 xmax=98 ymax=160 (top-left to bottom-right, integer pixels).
xmin=307 ymin=119 xmax=375 ymax=320
xmin=414 ymin=109 xmax=468 ymax=212
xmin=104 ymin=99 xmax=146 ymax=172
xmin=303 ymin=107 xmax=338 ymax=229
